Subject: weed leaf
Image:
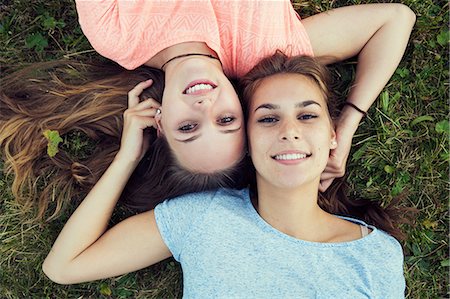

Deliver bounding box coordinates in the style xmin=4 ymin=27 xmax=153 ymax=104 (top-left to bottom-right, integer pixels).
xmin=25 ymin=32 xmax=48 ymax=52
xmin=43 ymin=129 xmax=63 ymax=157
xmin=435 ymin=120 xmax=449 ymax=134
xmin=437 ymin=30 xmax=449 ymax=47
xmin=410 ymin=115 xmax=434 ymax=127
xmin=42 ymin=15 xmax=66 ymax=31
xmin=99 ymin=282 xmax=112 ymax=296
xmin=422 ymin=219 xmax=438 ymax=229
xmin=384 ymin=165 xmax=395 ymax=174
xmin=396 ymin=67 xmax=410 ymax=78
xmin=380 ymin=90 xmax=389 ymax=113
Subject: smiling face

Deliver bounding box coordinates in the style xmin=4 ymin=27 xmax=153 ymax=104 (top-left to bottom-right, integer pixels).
xmin=247 ymin=73 xmax=337 ymax=189
xmin=159 ymin=57 xmax=245 ymax=172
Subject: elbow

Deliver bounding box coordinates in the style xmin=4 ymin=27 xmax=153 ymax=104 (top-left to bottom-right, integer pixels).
xmin=393 ymin=4 xmax=417 ymax=28
xmin=42 ymin=258 xmax=73 ymax=285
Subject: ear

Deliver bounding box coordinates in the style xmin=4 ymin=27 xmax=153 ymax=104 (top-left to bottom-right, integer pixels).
xmin=154 ymin=108 xmax=164 ymax=137
xmin=330 ymin=128 xmax=337 ymax=150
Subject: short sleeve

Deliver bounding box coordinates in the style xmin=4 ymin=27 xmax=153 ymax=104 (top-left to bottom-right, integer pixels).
xmin=377 ymin=234 xmax=406 ymax=298
xmin=387 ymin=245 xmax=406 ymax=298
xmin=75 ymin=1 xmax=121 ymax=62
xmin=154 ymin=191 xmax=216 ymax=261
xmin=75 ymin=0 xmax=152 ymax=70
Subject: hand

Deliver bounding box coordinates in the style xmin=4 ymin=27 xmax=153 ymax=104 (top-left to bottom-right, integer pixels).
xmin=319 ymin=124 xmax=354 ymax=192
xmin=115 ymin=80 xmax=161 ymax=164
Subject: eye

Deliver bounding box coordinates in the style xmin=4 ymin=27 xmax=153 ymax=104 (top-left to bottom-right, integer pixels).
xmin=298 ymin=114 xmax=317 ymax=120
xmin=218 ymin=116 xmax=236 ymax=125
xmin=257 ymin=116 xmax=278 ymax=123
xmin=178 ymin=123 xmax=197 ymax=132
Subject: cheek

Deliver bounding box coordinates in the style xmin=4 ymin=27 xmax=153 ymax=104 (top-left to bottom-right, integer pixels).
xmin=162 ymin=101 xmax=191 ymax=123
xmin=248 ymin=127 xmax=272 ymax=165
xmin=161 ymin=87 xmax=174 ymax=106
xmin=225 ymin=96 xmax=244 ymax=116
xmin=313 ymin=140 xmax=332 ymax=169
xmin=247 ymin=130 xmax=257 ymax=157
xmin=246 ymin=122 xmax=258 ymax=154
xmin=160 ymin=112 xmax=172 ymax=131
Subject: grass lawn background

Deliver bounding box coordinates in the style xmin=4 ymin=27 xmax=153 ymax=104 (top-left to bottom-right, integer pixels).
xmin=0 ymin=0 xmax=448 ymax=298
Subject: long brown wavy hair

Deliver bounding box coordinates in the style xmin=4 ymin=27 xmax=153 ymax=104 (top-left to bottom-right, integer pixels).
xmin=240 ymin=52 xmax=410 ymax=240
xmin=0 ymin=60 xmax=248 ymax=221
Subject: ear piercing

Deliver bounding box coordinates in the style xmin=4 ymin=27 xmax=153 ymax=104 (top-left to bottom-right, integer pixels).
xmin=331 ymin=140 xmax=337 ymax=146
xmin=155 ymin=108 xmax=161 ymax=116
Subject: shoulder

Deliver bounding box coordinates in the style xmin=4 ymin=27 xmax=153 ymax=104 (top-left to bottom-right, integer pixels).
xmin=366 ymin=228 xmax=406 ymax=296
xmin=338 ymin=216 xmax=404 ymax=259
xmin=373 ymin=229 xmax=404 ymax=260
xmin=153 ymin=188 xmax=249 ymax=260
xmin=339 ymin=218 xmax=405 ymax=290
xmin=355 ymin=220 xmax=404 ymax=269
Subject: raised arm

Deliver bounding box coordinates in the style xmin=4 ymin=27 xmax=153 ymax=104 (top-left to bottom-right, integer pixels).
xmin=302 ymin=3 xmax=416 ymax=190
xmin=42 ymin=80 xmax=171 ymax=284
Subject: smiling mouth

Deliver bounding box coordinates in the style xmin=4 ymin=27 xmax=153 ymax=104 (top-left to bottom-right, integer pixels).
xmin=271 ymin=153 xmax=312 ymax=161
xmin=183 ymin=81 xmax=217 ymax=95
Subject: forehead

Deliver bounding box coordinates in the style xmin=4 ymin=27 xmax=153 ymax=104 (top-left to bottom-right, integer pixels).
xmin=250 ymin=73 xmax=326 ymax=107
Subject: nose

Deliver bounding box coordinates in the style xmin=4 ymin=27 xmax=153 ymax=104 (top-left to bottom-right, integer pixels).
xmin=193 ymin=97 xmax=214 ymax=110
xmin=196 ymin=99 xmax=207 ymax=105
xmin=280 ymin=120 xmax=301 ymax=141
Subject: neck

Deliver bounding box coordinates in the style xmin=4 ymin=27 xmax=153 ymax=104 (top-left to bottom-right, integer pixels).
xmin=254 ymin=177 xmax=332 ymax=241
xmin=146 ymin=42 xmax=218 ymax=69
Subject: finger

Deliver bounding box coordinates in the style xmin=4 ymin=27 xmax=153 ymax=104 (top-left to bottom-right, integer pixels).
xmin=132 ymin=108 xmax=160 ymax=118
xmin=130 ymin=98 xmax=160 ymax=112
xmin=322 ymin=163 xmax=341 ymax=173
xmin=321 ymin=166 xmax=345 ymax=179
xmin=141 ymin=97 xmax=161 ymax=108
xmin=320 ymin=172 xmax=339 ymax=181
xmin=132 ymin=115 xmax=157 ymax=130
xmin=128 ymin=79 xmax=153 ymax=108
xmin=319 ymin=178 xmax=334 ymax=192
xmin=323 ymin=165 xmax=343 ymax=174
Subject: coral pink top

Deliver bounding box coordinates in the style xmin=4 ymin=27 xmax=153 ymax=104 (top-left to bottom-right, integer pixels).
xmin=75 ymin=0 xmax=313 ymax=78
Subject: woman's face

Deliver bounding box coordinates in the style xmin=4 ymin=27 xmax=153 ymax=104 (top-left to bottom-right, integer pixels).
xmin=247 ymin=73 xmax=337 ymax=189
xmin=159 ymin=57 xmax=245 ymax=172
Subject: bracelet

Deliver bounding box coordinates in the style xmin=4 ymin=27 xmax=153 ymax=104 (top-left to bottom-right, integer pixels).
xmin=343 ymin=102 xmax=367 ymax=117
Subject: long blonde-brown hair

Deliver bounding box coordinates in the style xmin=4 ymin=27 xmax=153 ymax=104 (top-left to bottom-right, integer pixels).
xmin=1 ymin=60 xmax=248 ymax=221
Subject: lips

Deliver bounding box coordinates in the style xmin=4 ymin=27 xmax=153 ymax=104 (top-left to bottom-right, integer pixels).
xmin=183 ymin=80 xmax=217 ymax=95
xmin=271 ymin=151 xmax=311 ymax=165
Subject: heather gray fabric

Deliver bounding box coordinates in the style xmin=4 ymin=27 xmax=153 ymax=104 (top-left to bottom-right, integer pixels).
xmin=154 ymin=188 xmax=405 ymax=299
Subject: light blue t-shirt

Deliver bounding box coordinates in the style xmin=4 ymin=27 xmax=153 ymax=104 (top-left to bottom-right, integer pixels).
xmin=154 ymin=188 xmax=405 ymax=299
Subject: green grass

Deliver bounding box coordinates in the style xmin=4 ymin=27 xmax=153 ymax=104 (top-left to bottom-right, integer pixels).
xmin=1 ymin=0 xmax=448 ymax=298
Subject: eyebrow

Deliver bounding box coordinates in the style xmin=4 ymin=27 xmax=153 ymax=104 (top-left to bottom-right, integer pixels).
xmin=254 ymin=100 xmax=321 ymax=112
xmin=175 ymin=126 xmax=242 ymax=143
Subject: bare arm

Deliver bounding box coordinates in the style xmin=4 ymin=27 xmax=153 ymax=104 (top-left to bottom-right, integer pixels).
xmin=302 ymin=3 xmax=416 ymax=190
xmin=42 ymin=81 xmax=171 ymax=284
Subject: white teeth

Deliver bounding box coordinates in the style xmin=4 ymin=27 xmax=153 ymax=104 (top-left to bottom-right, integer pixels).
xmin=274 ymin=153 xmax=307 ymax=160
xmin=185 ymin=83 xmax=213 ymax=94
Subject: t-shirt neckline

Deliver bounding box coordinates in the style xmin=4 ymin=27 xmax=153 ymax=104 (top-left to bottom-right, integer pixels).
xmin=239 ymin=188 xmax=378 ymax=248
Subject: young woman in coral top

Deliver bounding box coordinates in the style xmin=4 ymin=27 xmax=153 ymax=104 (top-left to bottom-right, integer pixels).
xmin=74 ymin=1 xmax=415 ymax=183
xmin=0 ymin=2 xmax=415 ymax=217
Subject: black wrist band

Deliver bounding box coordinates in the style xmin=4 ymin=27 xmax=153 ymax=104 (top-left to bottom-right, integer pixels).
xmin=343 ymin=102 xmax=367 ymax=117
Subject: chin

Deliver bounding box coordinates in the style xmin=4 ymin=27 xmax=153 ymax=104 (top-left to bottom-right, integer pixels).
xmin=268 ymin=176 xmax=309 ymax=190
